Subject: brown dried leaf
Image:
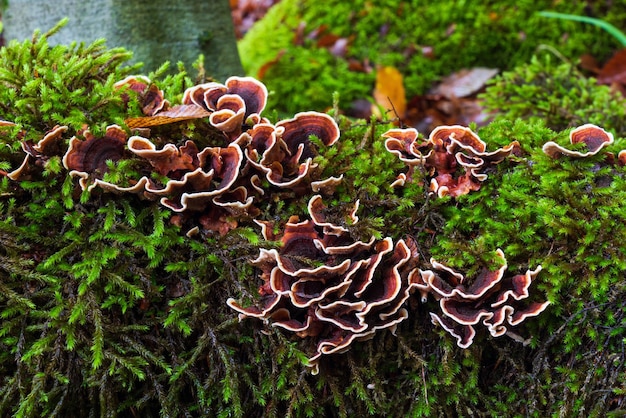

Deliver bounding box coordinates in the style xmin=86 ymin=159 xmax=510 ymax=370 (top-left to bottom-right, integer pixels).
xmin=598 ymin=48 xmax=626 ymax=85
xmin=125 ymin=104 xmax=211 ymax=128
xmin=430 ymin=67 xmax=498 ymax=99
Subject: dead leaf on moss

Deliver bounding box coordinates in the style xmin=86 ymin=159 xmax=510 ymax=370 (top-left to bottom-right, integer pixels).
xmin=373 ymin=65 xmax=406 ymax=119
xmin=401 ymin=67 xmax=496 ymax=134
xmin=598 ymin=48 xmax=626 ymax=85
xmin=125 ymin=104 xmax=211 ymax=128
xmin=430 ymin=67 xmax=499 ymax=99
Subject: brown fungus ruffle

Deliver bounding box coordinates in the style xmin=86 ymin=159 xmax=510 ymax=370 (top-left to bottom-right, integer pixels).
xmin=237 ymin=112 xmax=340 ymax=189
xmin=62 ymin=125 xmax=128 ymax=191
xmin=182 ymin=76 xmax=269 ymax=138
xmin=114 ymin=75 xmax=169 ymax=116
xmin=89 ymin=137 xmax=251 ymax=233
xmin=384 ymin=125 xmax=519 ymax=197
xmin=227 ymin=195 xmax=422 ymax=374
xmin=421 ymin=249 xmax=550 ymax=348
xmin=57 ymin=77 xmax=339 ymax=234
xmin=543 ymin=124 xmax=614 ymax=159
xmin=8 ymin=125 xmax=68 ymax=180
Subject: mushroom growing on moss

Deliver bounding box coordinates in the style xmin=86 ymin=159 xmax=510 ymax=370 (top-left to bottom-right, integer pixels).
xmin=421 ymin=249 xmax=550 ymax=348
xmin=62 ymin=125 xmax=128 ymax=191
xmin=384 ymin=125 xmax=518 ymax=197
xmin=227 ymin=195 xmax=422 ymax=374
xmin=542 ymin=124 xmax=614 ymax=159
xmin=237 ymin=111 xmax=340 ymax=190
xmin=182 ymin=76 xmax=269 ymax=138
xmin=8 ymin=125 xmax=68 ymax=180
xmin=114 ymin=75 xmax=169 ymax=116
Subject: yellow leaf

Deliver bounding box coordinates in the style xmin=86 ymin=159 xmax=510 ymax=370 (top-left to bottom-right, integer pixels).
xmin=372 ymin=66 xmax=406 ymax=119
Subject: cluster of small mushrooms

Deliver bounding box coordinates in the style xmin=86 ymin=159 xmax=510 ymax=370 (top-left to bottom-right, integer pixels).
xmin=228 ymin=194 xmax=550 ymax=373
xmin=6 ymin=76 xmax=620 ymax=373
xmin=7 ymin=76 xmax=342 ymax=235
xmin=383 ymin=125 xmax=520 ymax=198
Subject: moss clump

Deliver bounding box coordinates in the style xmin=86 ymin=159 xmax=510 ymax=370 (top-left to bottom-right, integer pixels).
xmin=239 ymin=0 xmax=624 ymax=115
xmin=481 ymin=52 xmax=626 ymax=135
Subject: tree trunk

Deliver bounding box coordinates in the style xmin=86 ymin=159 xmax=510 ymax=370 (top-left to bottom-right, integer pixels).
xmin=3 ymin=0 xmax=244 ymax=81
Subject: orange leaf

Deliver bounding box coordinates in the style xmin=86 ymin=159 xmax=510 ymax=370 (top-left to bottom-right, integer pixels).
xmin=598 ymin=48 xmax=626 ymax=85
xmin=125 ymin=104 xmax=211 ymax=128
xmin=373 ymin=66 xmax=406 ymax=119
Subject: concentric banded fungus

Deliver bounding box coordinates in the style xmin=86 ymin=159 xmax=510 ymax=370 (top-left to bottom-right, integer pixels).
xmin=238 ymin=112 xmax=340 ymax=189
xmin=8 ymin=125 xmax=68 ymax=180
xmin=127 ymin=136 xmax=200 ymax=176
xmin=182 ymin=76 xmax=269 ymax=137
xmin=62 ymin=125 xmax=128 ymax=190
xmin=422 ymin=249 xmax=550 ymax=348
xmin=543 ymin=124 xmax=614 ymax=159
xmin=384 ymin=125 xmax=518 ymax=197
xmin=227 ymin=195 xmax=421 ymax=374
xmin=143 ymin=144 xmax=244 ymax=212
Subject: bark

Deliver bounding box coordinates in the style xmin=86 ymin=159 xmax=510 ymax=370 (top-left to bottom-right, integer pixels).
xmin=3 ymin=0 xmax=244 ymax=80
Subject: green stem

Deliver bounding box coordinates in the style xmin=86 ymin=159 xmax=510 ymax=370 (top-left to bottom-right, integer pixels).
xmin=539 ymin=11 xmax=626 ymax=47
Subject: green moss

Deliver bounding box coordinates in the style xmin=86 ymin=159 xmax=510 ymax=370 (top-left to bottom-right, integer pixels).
xmin=2 ymin=18 xmax=626 ymax=418
xmin=481 ymin=52 xmax=626 ymax=135
xmin=240 ymin=0 xmax=626 ymax=115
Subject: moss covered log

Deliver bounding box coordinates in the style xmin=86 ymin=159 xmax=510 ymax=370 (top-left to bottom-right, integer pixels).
xmin=0 ymin=23 xmax=625 ymax=418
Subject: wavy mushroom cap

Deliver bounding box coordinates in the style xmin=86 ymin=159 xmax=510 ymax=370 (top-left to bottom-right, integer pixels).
xmin=62 ymin=125 xmax=127 ymax=175
xmin=424 ymin=249 xmax=549 ymax=348
xmin=227 ymin=195 xmax=422 ymax=373
xmin=543 ymin=124 xmax=614 ymax=158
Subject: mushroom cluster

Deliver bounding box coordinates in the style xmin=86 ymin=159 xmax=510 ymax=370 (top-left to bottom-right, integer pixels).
xmin=419 ymin=249 xmax=550 ymax=348
xmin=7 ymin=77 xmax=341 ymax=235
xmin=227 ymin=198 xmax=551 ymax=369
xmin=227 ymin=195 xmax=424 ymax=374
xmin=384 ymin=125 xmax=519 ymax=197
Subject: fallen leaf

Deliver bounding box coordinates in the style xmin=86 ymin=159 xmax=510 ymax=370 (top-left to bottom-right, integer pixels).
xmin=430 ymin=67 xmax=498 ymax=99
xmin=125 ymin=104 xmax=212 ymax=128
xmin=372 ymin=65 xmax=406 ymax=119
xmin=598 ymin=48 xmax=626 ymax=85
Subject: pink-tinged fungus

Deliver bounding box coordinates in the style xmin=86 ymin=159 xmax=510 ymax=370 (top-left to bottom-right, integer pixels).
xmin=114 ymin=75 xmax=169 ymax=116
xmin=236 ymin=112 xmax=340 ymax=192
xmin=227 ymin=195 xmax=422 ymax=374
xmin=8 ymin=125 xmax=68 ymax=180
xmin=422 ymin=249 xmax=550 ymax=347
xmin=127 ymin=136 xmax=200 ymax=176
xmin=63 ymin=125 xmax=127 ymax=175
xmin=542 ymin=124 xmax=614 ymax=159
xmin=62 ymin=125 xmax=128 ymax=191
xmin=384 ymin=125 xmax=518 ymax=198
xmin=182 ymin=76 xmax=269 ymax=137
xmin=142 ymin=143 xmax=243 ymax=212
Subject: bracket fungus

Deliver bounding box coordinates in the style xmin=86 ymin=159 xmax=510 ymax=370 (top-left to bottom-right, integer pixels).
xmin=236 ymin=111 xmax=340 ymax=190
xmin=8 ymin=125 xmax=67 ymax=180
xmin=421 ymin=249 xmax=550 ymax=348
xmin=182 ymin=76 xmax=269 ymax=138
xmin=384 ymin=125 xmax=519 ymax=197
xmin=542 ymin=124 xmax=614 ymax=159
xmin=114 ymin=75 xmax=169 ymax=116
xmin=50 ymin=75 xmax=341 ymax=234
xmin=62 ymin=125 xmax=128 ymax=191
xmin=227 ymin=195 xmax=423 ymax=374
